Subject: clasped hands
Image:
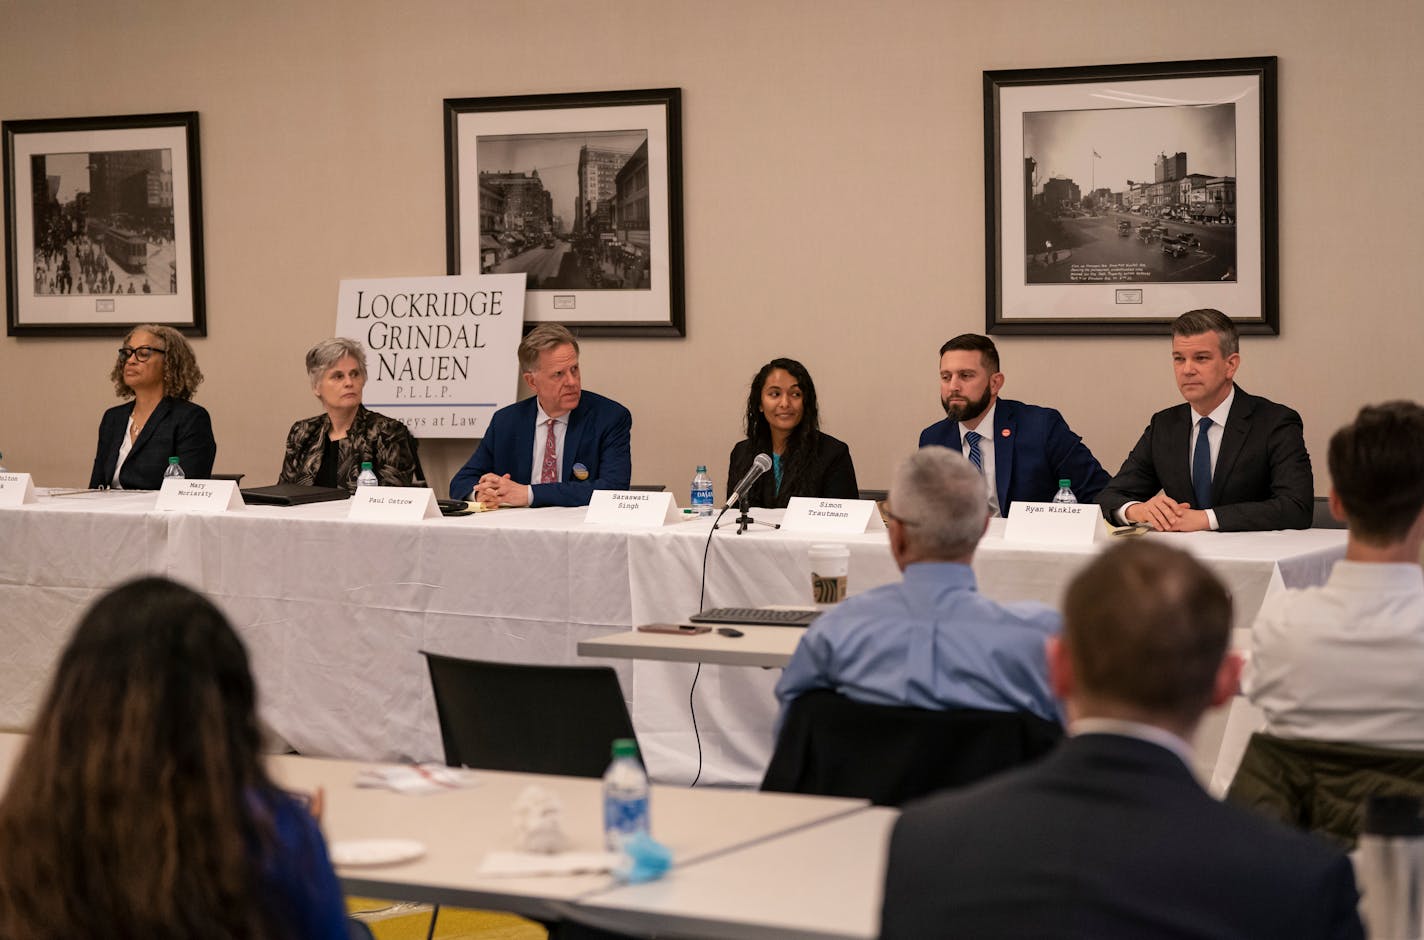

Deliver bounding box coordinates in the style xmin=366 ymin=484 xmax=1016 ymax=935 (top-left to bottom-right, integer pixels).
xmin=473 ymin=472 xmax=530 ymax=508
xmin=1124 ymin=493 xmax=1211 ymax=532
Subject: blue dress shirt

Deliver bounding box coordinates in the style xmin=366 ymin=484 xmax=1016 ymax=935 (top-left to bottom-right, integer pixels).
xmin=774 ymin=562 xmax=1062 ymax=732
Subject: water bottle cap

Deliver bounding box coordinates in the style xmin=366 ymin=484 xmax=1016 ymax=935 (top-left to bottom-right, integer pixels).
xmin=611 ymin=738 xmax=638 ymax=758
xmin=169 ymin=457 xmax=180 ymax=465
xmin=696 ymin=465 xmax=707 ymax=473
xmin=361 ymin=461 xmax=373 ymax=470
xmin=1058 ymin=479 xmax=1071 ymax=488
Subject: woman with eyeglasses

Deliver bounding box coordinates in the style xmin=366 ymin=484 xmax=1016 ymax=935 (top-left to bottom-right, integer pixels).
xmin=88 ymin=323 xmax=216 ymax=489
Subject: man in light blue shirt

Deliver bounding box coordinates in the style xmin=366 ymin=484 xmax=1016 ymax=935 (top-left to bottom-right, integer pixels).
xmin=774 ymin=446 xmax=1061 ymax=730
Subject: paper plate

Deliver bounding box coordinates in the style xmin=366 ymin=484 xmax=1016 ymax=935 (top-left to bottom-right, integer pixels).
xmin=330 ymin=838 xmax=426 ymax=867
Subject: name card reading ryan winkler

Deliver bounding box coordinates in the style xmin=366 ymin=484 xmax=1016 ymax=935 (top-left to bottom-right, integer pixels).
xmin=584 ymin=490 xmax=682 ymax=527
xmin=1004 ymin=501 xmax=1102 ymax=546
xmin=781 ymin=497 xmax=886 ymax=535
xmin=156 ymin=478 xmax=246 ymax=513
xmin=0 ymin=473 xmax=37 ymax=507
xmin=347 ymin=486 xmax=442 ymax=522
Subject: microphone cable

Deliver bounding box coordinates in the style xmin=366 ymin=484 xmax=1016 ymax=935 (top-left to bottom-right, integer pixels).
xmin=689 ymin=502 xmax=734 ymax=788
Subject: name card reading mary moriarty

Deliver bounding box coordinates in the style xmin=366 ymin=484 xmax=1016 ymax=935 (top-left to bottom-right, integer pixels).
xmin=156 ymin=478 xmax=245 ymax=513
xmin=348 ymin=486 xmax=442 ymax=522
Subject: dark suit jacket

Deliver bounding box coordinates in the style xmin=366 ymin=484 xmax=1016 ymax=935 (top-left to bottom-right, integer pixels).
xmin=89 ymin=397 xmax=216 ymax=489
xmin=880 ymin=733 xmax=1363 ymax=940
xmin=919 ymin=398 xmax=1109 ymax=512
xmin=449 ymin=390 xmax=632 ymax=506
xmin=1096 ymin=386 xmax=1314 ymax=531
xmin=726 ymin=433 xmax=858 ymax=509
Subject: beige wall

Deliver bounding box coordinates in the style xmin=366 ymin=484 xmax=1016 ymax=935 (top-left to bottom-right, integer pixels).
xmin=3 ymin=0 xmax=1420 ymax=498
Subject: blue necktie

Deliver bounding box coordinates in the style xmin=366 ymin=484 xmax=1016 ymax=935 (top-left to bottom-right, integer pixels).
xmin=1192 ymin=416 xmax=1214 ymax=509
xmin=965 ymin=430 xmax=984 ymax=474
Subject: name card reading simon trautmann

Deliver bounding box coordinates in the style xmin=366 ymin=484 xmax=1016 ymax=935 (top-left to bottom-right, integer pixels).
xmin=584 ymin=490 xmax=682 ymax=527
xmin=0 ymin=473 xmax=37 ymax=507
xmin=781 ymin=497 xmax=886 ymax=534
xmin=347 ymin=486 xmax=442 ymax=522
xmin=1004 ymin=501 xmax=1102 ymax=546
xmin=156 ymin=478 xmax=246 ymax=513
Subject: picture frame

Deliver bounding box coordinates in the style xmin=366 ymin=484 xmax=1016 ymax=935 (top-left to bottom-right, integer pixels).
xmin=3 ymin=111 xmax=205 ymax=337
xmin=445 ymin=88 xmax=684 ymax=337
xmin=984 ymin=58 xmax=1277 ymax=335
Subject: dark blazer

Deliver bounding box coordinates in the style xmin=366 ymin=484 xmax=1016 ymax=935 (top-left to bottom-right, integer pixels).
xmin=881 ymin=733 xmax=1363 ymax=940
xmin=449 ymin=390 xmax=632 ymax=506
xmin=89 ymin=397 xmax=216 ymax=489
xmin=1096 ymin=385 xmax=1314 ymax=531
xmin=279 ymin=405 xmax=424 ymax=491
xmin=919 ymin=398 xmax=1109 ymax=511
xmin=726 ymin=432 xmax=858 ymax=509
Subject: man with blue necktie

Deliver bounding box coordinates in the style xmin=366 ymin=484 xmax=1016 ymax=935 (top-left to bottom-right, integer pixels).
xmin=918 ymin=333 xmax=1109 ymax=515
xmin=1096 ymin=308 xmax=1314 ymax=532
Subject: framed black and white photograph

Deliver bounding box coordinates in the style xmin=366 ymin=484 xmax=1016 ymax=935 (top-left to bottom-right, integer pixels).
xmin=3 ymin=111 xmax=205 ymax=337
xmin=445 ymin=88 xmax=684 ymax=337
xmin=984 ymin=58 xmax=1277 ymax=335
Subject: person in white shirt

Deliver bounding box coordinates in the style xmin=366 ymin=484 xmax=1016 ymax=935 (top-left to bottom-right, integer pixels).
xmin=1246 ymin=400 xmax=1424 ymax=746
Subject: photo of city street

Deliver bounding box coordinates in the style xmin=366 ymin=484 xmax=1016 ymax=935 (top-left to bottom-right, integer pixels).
xmin=475 ymin=130 xmax=651 ymax=291
xmin=29 ymin=149 xmax=177 ymax=297
xmin=1023 ymin=104 xmax=1237 ymax=285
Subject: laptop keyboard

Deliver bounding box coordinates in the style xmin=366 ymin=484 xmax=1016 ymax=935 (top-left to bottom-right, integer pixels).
xmin=688 ymin=607 xmax=821 ymax=627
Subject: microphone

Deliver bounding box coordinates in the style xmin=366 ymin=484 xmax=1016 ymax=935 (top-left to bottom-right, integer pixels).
xmin=726 ymin=453 xmax=772 ymax=508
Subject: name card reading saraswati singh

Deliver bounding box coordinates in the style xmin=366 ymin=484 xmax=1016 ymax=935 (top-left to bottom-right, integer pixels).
xmin=156 ymin=478 xmax=245 ymax=513
xmin=347 ymin=486 xmax=441 ymax=522
xmin=0 ymin=473 xmax=37 ymax=507
xmin=1004 ymin=501 xmax=1102 ymax=546
xmin=584 ymin=490 xmax=682 ymax=527
xmin=335 ymin=274 xmax=526 ymax=440
xmin=781 ymin=497 xmax=886 ymax=534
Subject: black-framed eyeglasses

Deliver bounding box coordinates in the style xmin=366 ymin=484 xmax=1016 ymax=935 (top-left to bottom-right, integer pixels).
xmin=118 ymin=345 xmax=166 ymax=363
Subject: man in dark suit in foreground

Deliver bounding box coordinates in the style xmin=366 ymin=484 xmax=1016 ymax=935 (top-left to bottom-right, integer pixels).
xmin=450 ymin=323 xmax=631 ymax=507
xmin=1096 ymin=308 xmax=1313 ymax=531
xmin=880 ymin=540 xmax=1363 ymax=940
xmin=919 ymin=333 xmax=1109 ymax=514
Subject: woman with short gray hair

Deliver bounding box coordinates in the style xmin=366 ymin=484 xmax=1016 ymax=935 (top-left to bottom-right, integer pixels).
xmin=278 ymin=337 xmax=424 ymax=490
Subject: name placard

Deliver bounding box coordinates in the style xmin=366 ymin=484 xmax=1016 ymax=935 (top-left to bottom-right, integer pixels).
xmin=584 ymin=490 xmax=681 ymax=527
xmin=156 ymin=478 xmax=246 ymax=513
xmin=1004 ymin=501 xmax=1102 ymax=545
xmin=781 ymin=497 xmax=886 ymax=534
xmin=348 ymin=486 xmax=442 ymax=521
xmin=0 ymin=473 xmax=37 ymax=507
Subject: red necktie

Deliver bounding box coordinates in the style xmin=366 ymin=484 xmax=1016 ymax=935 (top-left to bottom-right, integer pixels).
xmin=539 ymin=418 xmax=558 ymax=484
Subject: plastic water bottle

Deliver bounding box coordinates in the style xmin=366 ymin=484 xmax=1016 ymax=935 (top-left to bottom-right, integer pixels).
xmin=1051 ymin=479 xmax=1077 ymax=503
xmin=602 ymin=738 xmax=650 ymax=851
xmin=356 ymin=461 xmax=378 ymax=488
xmin=690 ymin=465 xmax=714 ymax=517
xmin=163 ymin=456 xmax=184 ymax=480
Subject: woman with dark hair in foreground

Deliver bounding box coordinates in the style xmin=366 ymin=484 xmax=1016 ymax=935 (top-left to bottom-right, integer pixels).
xmin=727 ymin=357 xmax=859 ymax=508
xmin=0 ymin=577 xmax=348 ymax=940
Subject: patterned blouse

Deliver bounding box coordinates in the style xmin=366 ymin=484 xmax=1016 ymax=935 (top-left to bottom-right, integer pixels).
xmin=279 ymin=406 xmax=424 ymax=491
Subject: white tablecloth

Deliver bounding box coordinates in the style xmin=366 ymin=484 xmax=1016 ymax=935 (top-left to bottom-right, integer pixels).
xmin=0 ymin=495 xmax=1345 ymax=786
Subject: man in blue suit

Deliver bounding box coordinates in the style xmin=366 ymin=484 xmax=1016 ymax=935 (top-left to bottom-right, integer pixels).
xmin=450 ymin=323 xmax=631 ymax=507
xmin=918 ymin=333 xmax=1108 ymax=514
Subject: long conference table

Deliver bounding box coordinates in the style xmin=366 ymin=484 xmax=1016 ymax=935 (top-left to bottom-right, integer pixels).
xmin=0 ymin=489 xmax=1346 ymax=786
xmin=0 ymin=732 xmax=897 ymax=939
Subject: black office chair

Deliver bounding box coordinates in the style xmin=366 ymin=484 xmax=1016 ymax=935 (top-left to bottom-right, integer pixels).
xmin=421 ymin=651 xmax=639 ymax=778
xmin=628 ymin=484 xmax=666 ymax=492
xmin=209 ymin=473 xmax=245 ymax=483
xmin=762 ymin=689 xmax=1063 ymax=806
xmin=857 ymin=488 xmax=889 ymax=503
xmin=1312 ymin=496 xmax=1346 ymax=529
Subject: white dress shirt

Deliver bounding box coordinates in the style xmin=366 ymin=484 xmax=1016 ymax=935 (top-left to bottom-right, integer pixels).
xmin=961 ymin=400 xmax=1000 ymax=517
xmin=112 ymin=416 xmax=137 ymax=489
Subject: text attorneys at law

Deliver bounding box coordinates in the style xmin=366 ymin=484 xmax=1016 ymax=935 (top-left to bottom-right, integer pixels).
xmin=450 ymin=323 xmax=631 ymax=507
xmin=918 ymin=333 xmax=1108 ymax=513
xmin=89 ymin=323 xmax=216 ymax=489
xmin=1096 ymin=308 xmax=1313 ymax=532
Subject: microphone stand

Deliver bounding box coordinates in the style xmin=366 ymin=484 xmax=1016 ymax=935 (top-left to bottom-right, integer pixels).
xmin=714 ymin=499 xmax=780 ymax=535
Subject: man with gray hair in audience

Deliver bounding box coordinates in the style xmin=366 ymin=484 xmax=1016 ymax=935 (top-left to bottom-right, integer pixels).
xmin=773 ymin=446 xmax=1061 ymax=729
